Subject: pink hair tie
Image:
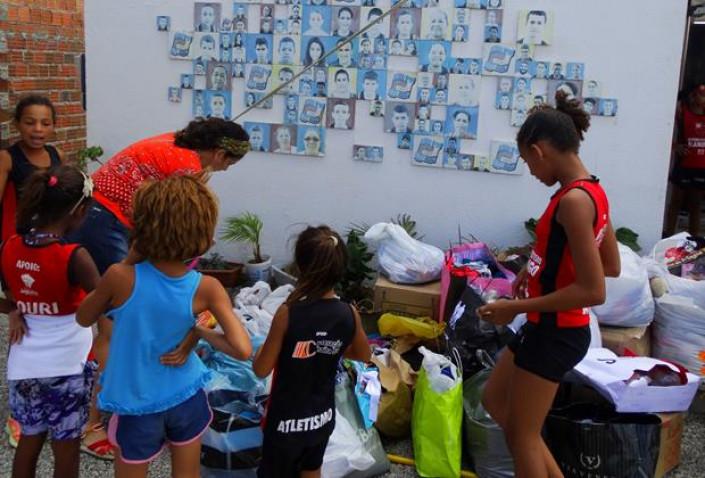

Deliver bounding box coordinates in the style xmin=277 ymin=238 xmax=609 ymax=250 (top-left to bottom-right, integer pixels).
xmin=48 ymin=176 xmax=58 ymax=187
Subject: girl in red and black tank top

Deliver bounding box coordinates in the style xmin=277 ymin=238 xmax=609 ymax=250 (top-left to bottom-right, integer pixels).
xmin=0 ymin=165 xmax=101 ymax=478
xmin=477 ymin=92 xmax=621 ymax=478
xmin=665 ymin=83 xmax=705 ymax=236
xmin=0 ymin=96 xmax=63 ymax=243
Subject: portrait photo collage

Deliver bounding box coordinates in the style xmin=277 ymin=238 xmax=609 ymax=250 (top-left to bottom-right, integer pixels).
xmin=161 ymin=0 xmax=618 ymax=172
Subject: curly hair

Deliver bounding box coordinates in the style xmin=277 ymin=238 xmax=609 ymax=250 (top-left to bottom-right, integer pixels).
xmin=132 ymin=174 xmax=218 ymax=262
xmin=516 ymin=91 xmax=591 ymax=153
xmin=173 ymin=118 xmax=249 ymax=152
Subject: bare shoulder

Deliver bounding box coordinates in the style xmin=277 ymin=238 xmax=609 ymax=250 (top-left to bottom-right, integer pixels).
xmin=0 ymin=149 xmax=12 ymax=171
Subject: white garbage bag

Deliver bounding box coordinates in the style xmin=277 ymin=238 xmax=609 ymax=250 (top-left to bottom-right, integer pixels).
xmin=261 ymin=284 xmax=294 ymax=316
xmin=234 ymin=281 xmax=272 ymax=309
xmin=364 ymin=223 xmax=444 ymax=284
xmin=418 ymin=346 xmax=461 ymax=393
xmin=592 ymin=243 xmax=654 ymax=327
xmin=321 ymin=410 xmax=375 ymax=478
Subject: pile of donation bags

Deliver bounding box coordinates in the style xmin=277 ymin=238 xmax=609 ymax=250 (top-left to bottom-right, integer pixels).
xmin=197 ymin=282 xmax=391 ymax=478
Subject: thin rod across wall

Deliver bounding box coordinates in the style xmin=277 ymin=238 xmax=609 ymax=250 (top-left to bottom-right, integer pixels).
xmin=233 ymin=0 xmax=408 ymax=121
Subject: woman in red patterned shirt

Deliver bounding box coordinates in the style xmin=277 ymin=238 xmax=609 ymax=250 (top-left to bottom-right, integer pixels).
xmin=68 ymin=117 xmax=250 ymax=459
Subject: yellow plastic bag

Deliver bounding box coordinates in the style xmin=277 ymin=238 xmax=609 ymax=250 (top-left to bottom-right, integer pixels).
xmin=378 ymin=313 xmax=445 ymax=340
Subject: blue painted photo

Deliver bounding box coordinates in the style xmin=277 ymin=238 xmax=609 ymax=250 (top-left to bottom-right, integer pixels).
xmin=299 ymin=96 xmax=327 ymax=126
xmin=530 ymin=60 xmax=550 ymax=79
xmin=193 ymin=90 xmax=206 ymax=117
xmin=244 ymin=122 xmax=271 ymax=152
xmin=246 ymin=34 xmax=273 ymax=64
xmin=301 ymin=36 xmax=334 ymax=66
xmin=297 ymin=126 xmax=326 ymax=157
xmin=566 ymin=62 xmax=585 ymax=81
xmin=452 ymin=24 xmax=468 ymax=42
xmin=445 ymin=105 xmax=479 ymax=139
xmin=495 ymin=90 xmax=512 ymax=110
xmin=302 ymin=6 xmax=332 ymax=36
xmin=417 ymin=40 xmax=451 ymax=74
xmin=328 ymin=37 xmax=357 ymax=68
xmin=482 ymin=43 xmax=515 ymax=75
xmin=598 ymin=98 xmax=618 ymax=117
xmin=204 ymin=90 xmax=231 ymax=119
xmin=490 ymin=141 xmax=521 ymax=174
xmin=180 ymin=74 xmax=195 ymax=89
xmin=356 ymin=69 xmax=386 ymax=101
xmin=397 ymin=132 xmax=413 ymax=150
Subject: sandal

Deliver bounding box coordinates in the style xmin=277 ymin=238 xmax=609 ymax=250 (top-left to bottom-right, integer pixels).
xmin=5 ymin=416 xmax=20 ymax=448
xmin=81 ymin=423 xmax=115 ymax=461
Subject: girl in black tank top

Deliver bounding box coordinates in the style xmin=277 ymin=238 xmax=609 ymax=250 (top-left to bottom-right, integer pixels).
xmin=253 ymin=226 xmax=371 ymax=478
xmin=1 ymin=96 xmax=62 ymax=241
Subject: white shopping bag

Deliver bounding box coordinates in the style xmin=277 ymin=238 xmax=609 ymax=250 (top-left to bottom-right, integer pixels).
xmin=571 ymin=348 xmax=700 ymax=413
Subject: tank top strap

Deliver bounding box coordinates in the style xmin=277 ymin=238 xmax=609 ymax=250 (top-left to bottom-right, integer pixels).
xmin=45 ymin=145 xmax=62 ymax=166
xmin=134 ymin=261 xmax=202 ymax=302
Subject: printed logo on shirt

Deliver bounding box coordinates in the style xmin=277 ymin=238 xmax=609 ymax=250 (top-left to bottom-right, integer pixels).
xmin=15 ymin=260 xmax=40 ymax=272
xmin=21 ymin=273 xmax=35 ymax=289
xmin=527 ymin=250 xmax=542 ymax=277
xmin=276 ymin=408 xmax=333 ymax=433
xmin=291 ymin=339 xmax=345 ymax=359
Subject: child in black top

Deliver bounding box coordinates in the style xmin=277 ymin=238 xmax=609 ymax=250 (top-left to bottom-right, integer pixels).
xmin=253 ymin=225 xmax=371 ymax=478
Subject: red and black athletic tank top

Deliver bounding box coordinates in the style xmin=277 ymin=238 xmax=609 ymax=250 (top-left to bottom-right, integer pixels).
xmin=680 ymin=105 xmax=705 ymax=169
xmin=1 ymin=143 xmax=61 ymax=242
xmin=526 ymin=177 xmax=609 ymax=328
xmin=0 ymin=235 xmax=86 ymax=316
xmin=263 ymin=298 xmax=355 ymax=445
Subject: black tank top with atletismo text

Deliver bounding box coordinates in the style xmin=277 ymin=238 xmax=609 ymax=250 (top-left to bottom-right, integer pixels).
xmin=263 ymin=298 xmax=355 ymax=445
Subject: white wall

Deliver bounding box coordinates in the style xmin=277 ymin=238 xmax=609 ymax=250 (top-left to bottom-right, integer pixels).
xmin=85 ymin=0 xmax=687 ymax=264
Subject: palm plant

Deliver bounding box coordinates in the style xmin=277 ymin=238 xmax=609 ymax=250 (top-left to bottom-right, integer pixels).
xmin=220 ymin=212 xmax=265 ymax=263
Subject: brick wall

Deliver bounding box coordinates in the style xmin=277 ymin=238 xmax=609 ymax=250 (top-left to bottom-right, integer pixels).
xmin=0 ymin=0 xmax=86 ymax=159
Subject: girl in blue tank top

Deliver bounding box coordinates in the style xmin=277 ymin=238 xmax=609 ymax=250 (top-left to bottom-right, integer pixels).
xmin=77 ymin=175 xmax=252 ymax=476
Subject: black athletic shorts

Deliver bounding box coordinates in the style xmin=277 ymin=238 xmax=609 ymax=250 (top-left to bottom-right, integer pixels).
xmin=670 ymin=166 xmax=705 ymax=190
xmin=257 ymin=434 xmax=330 ymax=478
xmin=508 ymin=317 xmax=590 ymax=383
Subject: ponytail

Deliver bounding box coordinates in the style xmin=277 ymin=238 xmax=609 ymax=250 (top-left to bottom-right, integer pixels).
xmin=517 ymin=90 xmax=591 ymax=152
xmin=286 ymin=226 xmax=347 ymax=305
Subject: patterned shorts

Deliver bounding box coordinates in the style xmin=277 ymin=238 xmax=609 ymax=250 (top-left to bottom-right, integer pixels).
xmin=9 ymin=361 xmax=97 ymax=440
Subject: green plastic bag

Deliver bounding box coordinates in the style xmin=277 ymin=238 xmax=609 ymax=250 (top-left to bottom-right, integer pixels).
xmin=412 ymin=367 xmax=463 ymax=477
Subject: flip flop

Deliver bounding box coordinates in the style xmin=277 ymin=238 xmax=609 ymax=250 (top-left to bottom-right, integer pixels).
xmin=81 ymin=424 xmax=115 ymax=461
xmin=5 ymin=416 xmax=20 ymax=449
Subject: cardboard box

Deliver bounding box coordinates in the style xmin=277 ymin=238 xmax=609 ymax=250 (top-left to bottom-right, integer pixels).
xmin=654 ymin=412 xmax=685 ymax=478
xmin=373 ymin=277 xmax=441 ymax=321
xmin=599 ymin=324 xmax=651 ymax=356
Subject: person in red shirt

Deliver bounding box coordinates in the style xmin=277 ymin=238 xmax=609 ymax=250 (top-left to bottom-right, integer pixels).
xmin=477 ymin=92 xmax=621 ymax=478
xmin=0 ymin=165 xmax=101 ymax=478
xmin=66 ymin=117 xmax=250 ymax=459
xmin=665 ymin=83 xmax=705 ymax=236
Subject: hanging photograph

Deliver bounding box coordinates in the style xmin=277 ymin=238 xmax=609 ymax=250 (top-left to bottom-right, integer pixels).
xmin=548 ymin=61 xmax=565 ymax=80
xmin=301 ymin=36 xmax=332 ymax=66
xmin=206 ymin=62 xmax=232 ymax=91
xmin=582 ymin=97 xmax=599 ymax=116
xmin=271 ymin=65 xmax=300 ymax=95
xmin=297 ymin=126 xmax=326 ymax=156
xmin=204 ymin=91 xmax=232 ymax=119
xmin=244 ymin=122 xmax=271 ymax=152
xmin=244 ymin=91 xmax=274 ymax=109
xmin=452 ymin=24 xmax=469 ymax=42
xmin=397 ymin=132 xmax=413 ymax=150
xmin=421 ymin=8 xmax=451 ymax=41
xmin=489 ymin=141 xmax=522 ymax=174
xmin=193 ymin=32 xmax=220 ymax=62
xmin=193 ymin=90 xmax=206 ymax=117
xmin=245 ymin=64 xmax=273 ymax=91
xmin=369 ymin=99 xmax=385 ymax=117
xmin=357 ymin=70 xmax=387 ymax=101
xmin=484 ymin=0 xmax=503 ymax=9
xmin=329 ymin=38 xmax=357 ymax=68
xmin=273 ymin=34 xmax=300 ymax=65
xmin=431 ymin=74 xmax=449 ymax=105
xmin=360 ymin=7 xmax=390 ymax=43
xmin=566 ymin=62 xmax=586 ymax=81
xmin=194 ymin=3 xmax=222 ymax=32
xmin=298 ymin=96 xmax=327 ymax=125
xmin=547 ymin=79 xmax=583 ymax=104
xmin=513 ymin=77 xmax=532 ymax=95
xmin=247 ymin=35 xmax=274 ymax=64
xmin=446 ymin=106 xmax=479 ymax=139
xmin=412 ymin=135 xmax=444 ymax=167
xmin=270 ymin=124 xmax=298 ymax=154
xmin=232 ymin=62 xmax=245 ymax=78
xmin=449 ymin=74 xmax=480 ymax=107
xmin=531 ymin=60 xmax=550 ymax=79
xmin=585 ymin=79 xmax=602 ymax=98
xmin=385 ymin=101 xmax=417 ymax=133
xmin=386 ymin=71 xmax=418 ymax=101
xmin=328 ymin=67 xmax=357 ymax=98
xmin=598 ymin=98 xmax=618 ymax=117
xmin=353 ymin=144 xmax=383 ymax=162
xmin=495 ymin=90 xmax=512 ymax=110
xmin=327 ymin=98 xmax=356 ymax=129
xmin=181 ymin=74 xmax=195 ymax=90
xmin=156 ymin=16 xmax=171 ymax=32
xmin=516 ymin=9 xmax=554 ymax=46
xmin=169 ymin=32 xmax=194 ymax=60
xmin=418 ymin=41 xmax=451 ymax=74
xmin=482 ymin=43 xmax=515 ymax=75
xmin=332 ymin=6 xmax=360 ymax=36
xmin=167 ymin=87 xmax=182 ymax=103
xmin=303 ymin=6 xmax=332 ymax=36
xmin=391 ymin=8 xmax=421 ymax=41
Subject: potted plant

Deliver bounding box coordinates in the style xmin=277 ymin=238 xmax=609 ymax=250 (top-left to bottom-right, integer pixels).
xmin=75 ymin=145 xmax=104 ymax=173
xmin=196 ymin=252 xmax=244 ymax=288
xmin=221 ymin=212 xmax=272 ymax=283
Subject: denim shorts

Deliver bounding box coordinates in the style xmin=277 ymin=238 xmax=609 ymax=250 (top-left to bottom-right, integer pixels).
xmin=9 ymin=361 xmax=97 ymax=440
xmin=108 ymin=389 xmax=212 ymax=464
xmin=67 ymin=201 xmax=129 ymax=274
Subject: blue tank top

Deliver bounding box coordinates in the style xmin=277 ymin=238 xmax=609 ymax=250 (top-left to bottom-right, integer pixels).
xmin=98 ymin=262 xmax=210 ymax=415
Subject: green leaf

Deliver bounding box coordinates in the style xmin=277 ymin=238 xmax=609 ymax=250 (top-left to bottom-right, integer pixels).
xmin=220 ymin=212 xmax=264 ymax=262
xmin=616 ymin=227 xmax=641 ymax=252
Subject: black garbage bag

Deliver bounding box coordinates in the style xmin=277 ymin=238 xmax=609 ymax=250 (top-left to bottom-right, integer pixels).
xmin=444 ymin=286 xmax=512 ymax=378
xmin=544 ymin=403 xmax=661 ymax=478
